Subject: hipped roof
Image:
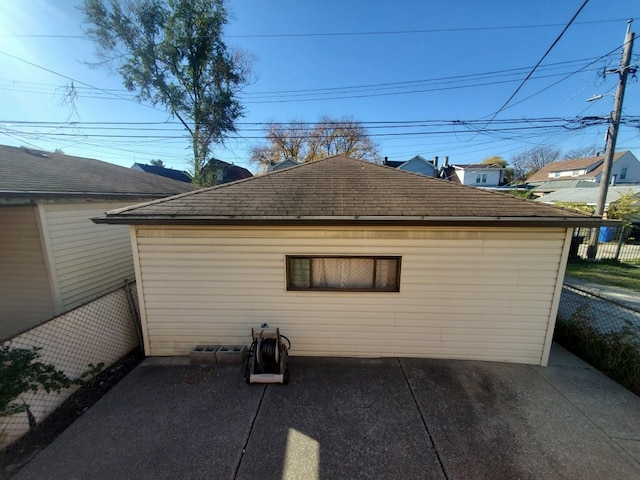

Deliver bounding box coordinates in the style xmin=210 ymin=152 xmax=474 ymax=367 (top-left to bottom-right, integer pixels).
xmin=96 ymin=155 xmax=610 ymax=227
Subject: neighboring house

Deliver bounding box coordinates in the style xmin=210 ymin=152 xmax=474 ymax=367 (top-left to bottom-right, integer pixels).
xmin=201 ymin=158 xmax=253 ymax=184
xmin=0 ymin=145 xmax=198 ymax=340
xmin=131 ymin=163 xmax=193 ymax=183
xmin=446 ymin=163 xmax=506 ymax=187
xmin=383 ymin=155 xmax=439 ymax=177
xmin=526 ymin=151 xmax=640 ymax=186
xmin=268 ymin=159 xmax=299 ymax=172
xmin=96 ymin=155 xmax=607 ymax=366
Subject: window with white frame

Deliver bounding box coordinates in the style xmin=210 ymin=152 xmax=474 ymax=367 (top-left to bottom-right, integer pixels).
xmin=286 ymin=256 xmax=401 ymax=291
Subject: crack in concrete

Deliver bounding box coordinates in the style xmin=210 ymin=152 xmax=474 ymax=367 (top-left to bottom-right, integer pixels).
xmin=397 ymin=358 xmax=449 ymax=480
xmin=233 ymin=384 xmax=267 ymax=480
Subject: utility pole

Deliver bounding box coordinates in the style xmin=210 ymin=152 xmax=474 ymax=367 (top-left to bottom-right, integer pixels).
xmin=586 ymin=19 xmax=635 ymax=259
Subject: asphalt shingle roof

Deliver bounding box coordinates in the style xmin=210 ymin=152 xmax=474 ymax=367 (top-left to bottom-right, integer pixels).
xmin=0 ymin=145 xmax=198 ymax=198
xmin=100 ymin=155 xmax=606 ymax=227
xmin=526 ymin=151 xmax=628 ymax=183
xmin=131 ymin=163 xmax=193 ymax=183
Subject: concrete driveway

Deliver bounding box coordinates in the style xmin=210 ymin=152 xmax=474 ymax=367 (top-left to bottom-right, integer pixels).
xmin=12 ymin=345 xmax=640 ymax=480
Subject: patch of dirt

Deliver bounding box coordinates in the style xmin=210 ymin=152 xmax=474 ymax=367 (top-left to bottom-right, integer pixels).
xmin=0 ymin=349 xmax=145 ymax=480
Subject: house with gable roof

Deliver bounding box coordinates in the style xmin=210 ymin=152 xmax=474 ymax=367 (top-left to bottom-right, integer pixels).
xmin=0 ymin=145 xmax=198 ymax=339
xmin=95 ymin=155 xmax=610 ymax=366
xmin=383 ymin=155 xmax=439 ymax=177
xmin=448 ymin=163 xmax=507 ymax=187
xmin=526 ymin=151 xmax=640 ymax=187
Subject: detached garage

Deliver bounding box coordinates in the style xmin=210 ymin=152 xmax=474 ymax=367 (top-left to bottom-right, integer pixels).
xmin=95 ymin=156 xmax=607 ymax=366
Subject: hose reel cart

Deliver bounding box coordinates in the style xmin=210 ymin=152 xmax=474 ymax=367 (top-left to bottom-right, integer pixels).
xmin=245 ymin=325 xmax=291 ymax=384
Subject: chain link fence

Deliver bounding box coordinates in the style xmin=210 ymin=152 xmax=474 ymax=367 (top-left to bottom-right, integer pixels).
xmin=555 ymin=284 xmax=640 ymax=396
xmin=572 ymin=226 xmax=640 ymax=262
xmin=1 ymin=281 xmax=141 ymax=449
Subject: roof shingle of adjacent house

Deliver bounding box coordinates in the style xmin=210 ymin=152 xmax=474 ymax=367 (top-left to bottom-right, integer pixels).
xmin=0 ymin=145 xmax=198 ymax=198
xmin=98 ymin=155 xmax=606 ymax=227
xmin=526 ymin=151 xmax=628 ymax=183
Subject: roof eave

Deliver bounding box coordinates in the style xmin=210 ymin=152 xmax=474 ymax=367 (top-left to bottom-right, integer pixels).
xmin=92 ymin=214 xmax=615 ymax=228
xmin=0 ymin=191 xmax=183 ymax=200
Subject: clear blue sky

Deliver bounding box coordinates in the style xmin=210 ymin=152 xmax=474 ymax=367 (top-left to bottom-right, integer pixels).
xmin=0 ymin=0 xmax=639 ymax=173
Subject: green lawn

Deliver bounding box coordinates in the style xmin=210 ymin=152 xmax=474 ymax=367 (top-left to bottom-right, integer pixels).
xmin=565 ymin=259 xmax=640 ymax=292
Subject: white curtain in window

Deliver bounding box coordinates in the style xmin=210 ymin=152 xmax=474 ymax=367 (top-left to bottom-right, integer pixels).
xmin=312 ymin=258 xmax=373 ymax=288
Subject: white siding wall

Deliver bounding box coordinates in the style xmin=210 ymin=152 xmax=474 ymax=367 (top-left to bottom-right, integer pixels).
xmin=458 ymin=169 xmax=502 ymax=186
xmin=134 ymin=226 xmax=568 ymax=365
xmin=0 ymin=207 xmax=55 ymax=339
xmin=42 ymin=202 xmax=136 ymax=311
xmin=611 ymin=152 xmax=640 ymax=184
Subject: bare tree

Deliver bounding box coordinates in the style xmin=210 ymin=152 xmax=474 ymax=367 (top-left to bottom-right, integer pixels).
xmin=511 ymin=146 xmax=561 ymax=183
xmin=250 ymin=116 xmax=380 ymax=172
xmin=562 ymin=146 xmax=598 ymax=160
xmin=307 ymin=116 xmax=379 ymax=162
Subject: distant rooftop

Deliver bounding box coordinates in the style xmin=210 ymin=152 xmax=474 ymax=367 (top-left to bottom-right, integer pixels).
xmin=0 ymin=145 xmax=198 ymax=200
xmin=131 ymin=163 xmax=193 ymax=183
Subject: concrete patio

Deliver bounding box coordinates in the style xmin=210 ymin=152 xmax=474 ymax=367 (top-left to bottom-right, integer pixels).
xmin=12 ymin=344 xmax=640 ymax=479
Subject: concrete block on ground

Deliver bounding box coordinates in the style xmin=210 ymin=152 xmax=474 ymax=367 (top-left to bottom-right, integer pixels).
xmin=190 ymin=345 xmax=219 ymax=365
xmin=216 ymin=345 xmax=248 ymax=364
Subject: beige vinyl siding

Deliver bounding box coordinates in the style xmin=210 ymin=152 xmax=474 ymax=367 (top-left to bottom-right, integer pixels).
xmin=134 ymin=226 xmax=568 ymax=365
xmin=0 ymin=207 xmax=55 ymax=339
xmin=42 ymin=202 xmax=136 ymax=311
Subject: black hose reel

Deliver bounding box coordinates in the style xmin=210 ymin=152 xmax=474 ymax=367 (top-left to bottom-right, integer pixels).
xmin=245 ymin=324 xmax=290 ymax=384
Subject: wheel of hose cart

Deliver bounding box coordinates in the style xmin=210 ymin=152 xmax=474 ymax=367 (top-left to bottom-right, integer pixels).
xmin=283 ymin=368 xmax=290 ymax=385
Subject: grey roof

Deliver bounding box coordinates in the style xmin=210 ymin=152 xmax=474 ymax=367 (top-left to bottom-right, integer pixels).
xmin=97 ymin=155 xmax=609 ymax=227
xmin=131 ymin=163 xmax=193 ymax=183
xmin=267 ymin=159 xmax=299 ymax=172
xmin=536 ymin=185 xmax=640 ymax=205
xmin=533 ymin=179 xmax=599 ymax=192
xmin=202 ymin=159 xmax=253 ymax=183
xmin=0 ymin=145 xmax=198 ymax=199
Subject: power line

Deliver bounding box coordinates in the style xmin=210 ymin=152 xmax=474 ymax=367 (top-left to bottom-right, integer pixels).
xmin=0 ymin=54 xmax=614 ymax=102
xmin=0 ymin=18 xmax=635 ymax=39
xmin=0 ymin=50 xmax=165 ymax=113
xmin=2 ymin=117 xmax=612 ymax=141
xmin=481 ymin=0 xmax=590 ymax=128
xmin=498 ymin=44 xmax=624 ymax=113
xmin=240 ymin=68 xmax=605 ymax=104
